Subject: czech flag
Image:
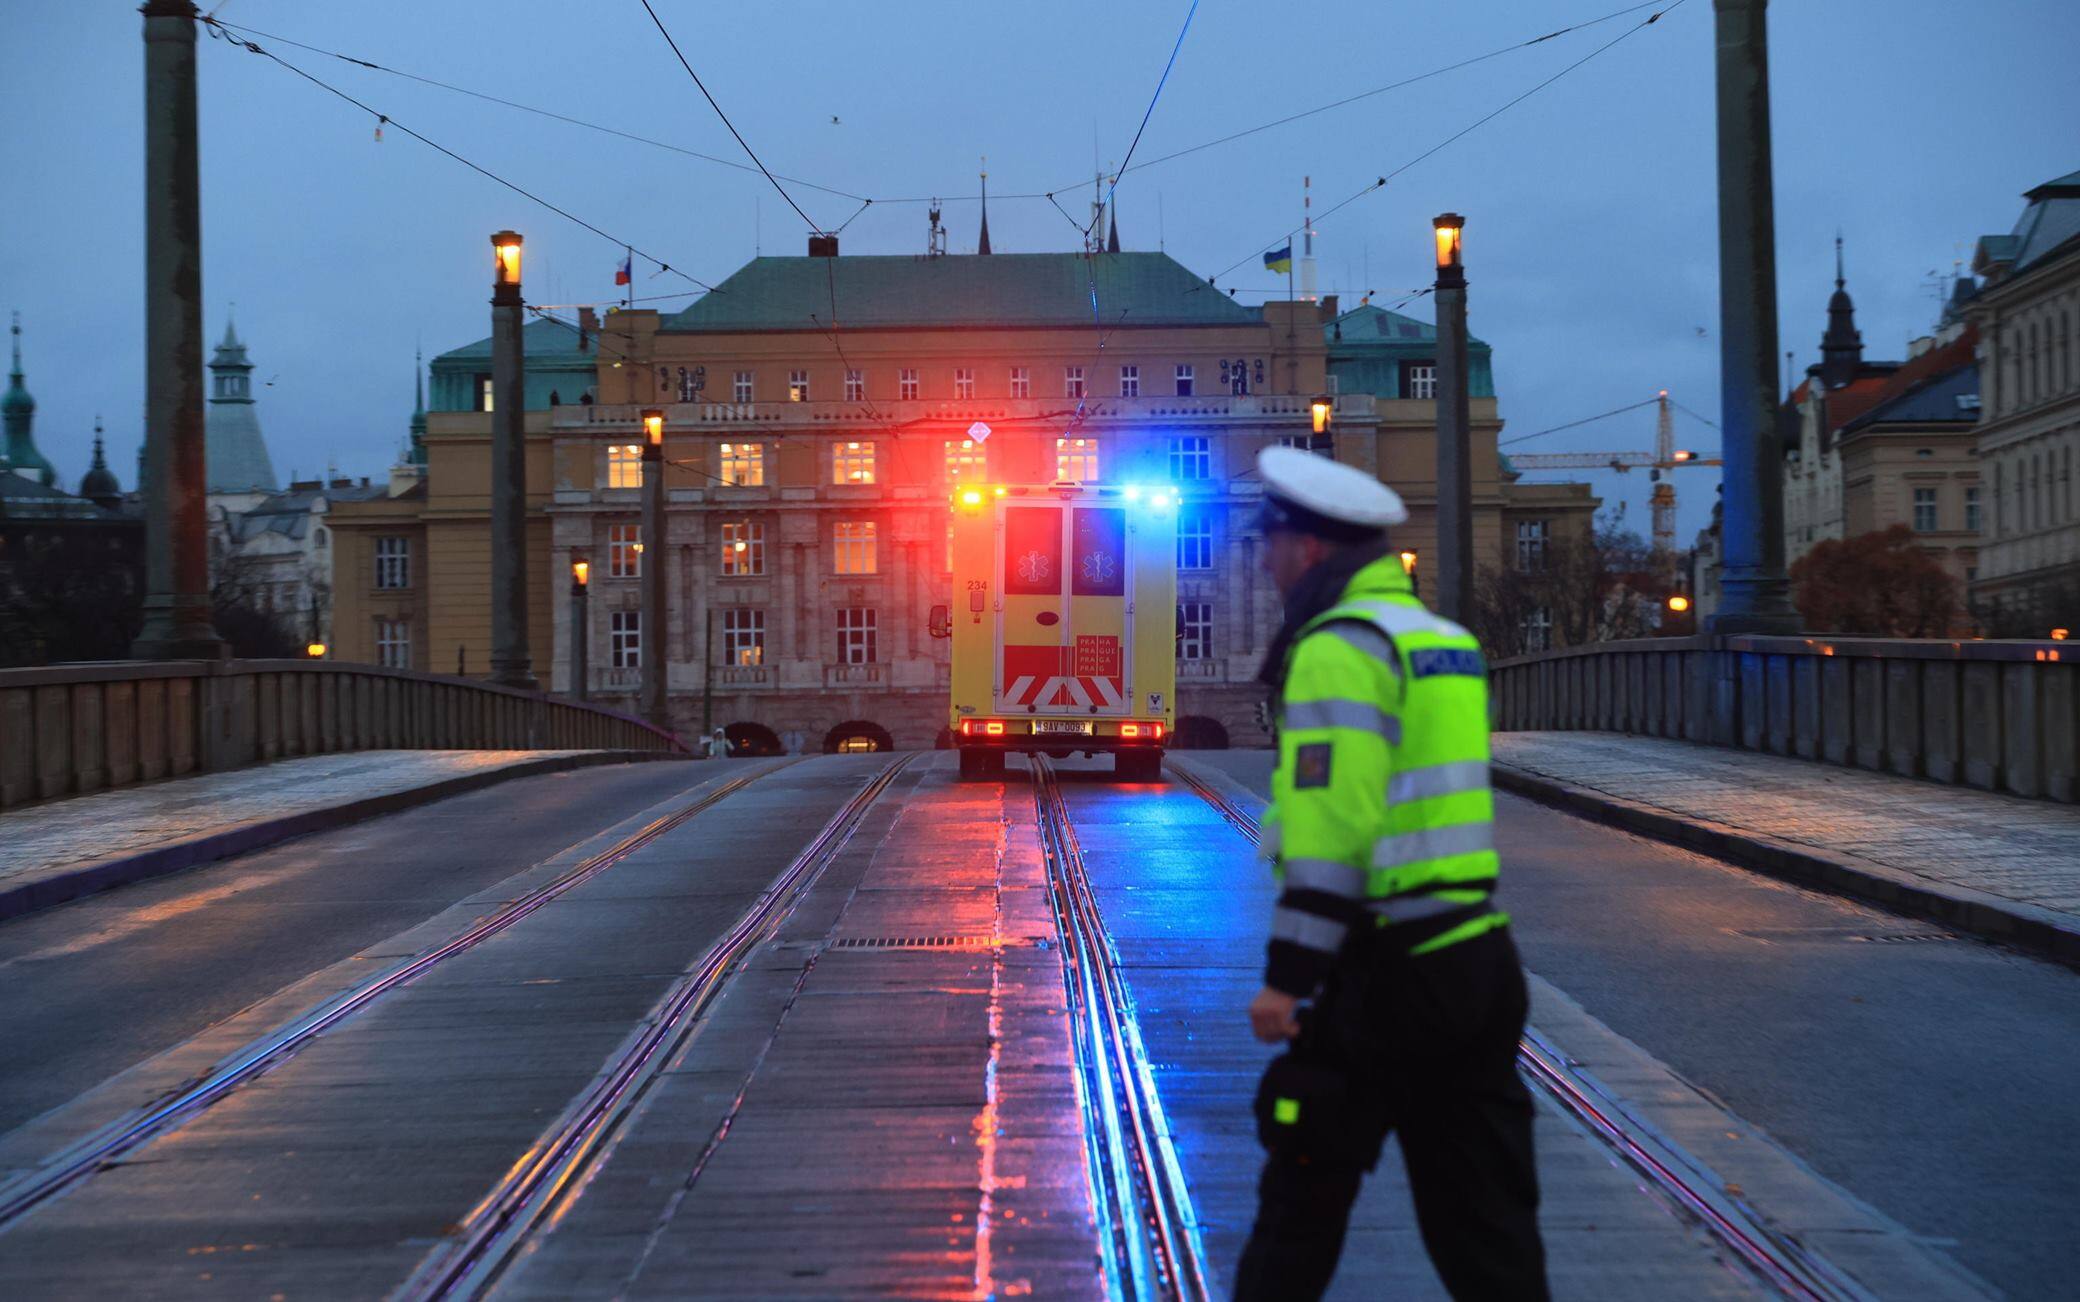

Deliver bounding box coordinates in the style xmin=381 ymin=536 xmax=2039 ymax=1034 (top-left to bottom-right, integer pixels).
xmin=614 ymin=253 xmax=632 ymax=286
xmin=1262 ymin=243 xmax=1293 ymax=275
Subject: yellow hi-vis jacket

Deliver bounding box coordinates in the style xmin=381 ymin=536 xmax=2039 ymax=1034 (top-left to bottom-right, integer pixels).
xmin=1260 ymin=555 xmax=1504 ymax=996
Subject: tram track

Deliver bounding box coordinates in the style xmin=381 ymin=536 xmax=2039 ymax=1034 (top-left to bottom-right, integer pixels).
xmin=0 ymin=760 xmax=792 ymax=1236
xmin=1031 ymin=756 xmax=1212 ymax=1302
xmin=398 ymin=754 xmax=914 ymax=1301
xmin=1167 ymin=758 xmax=1866 ymax=1302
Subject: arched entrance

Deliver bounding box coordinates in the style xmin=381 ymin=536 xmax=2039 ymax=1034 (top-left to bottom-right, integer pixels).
xmin=823 ymin=720 xmax=896 ymax=754
xmin=724 ymin=721 xmax=784 ymax=757
xmin=1173 ymin=715 xmax=1231 ymax=750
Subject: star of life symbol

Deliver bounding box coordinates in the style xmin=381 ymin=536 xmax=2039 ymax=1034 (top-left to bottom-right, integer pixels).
xmin=1079 ymin=550 xmax=1117 ymax=585
xmin=1016 ymin=550 xmax=1053 ymax=585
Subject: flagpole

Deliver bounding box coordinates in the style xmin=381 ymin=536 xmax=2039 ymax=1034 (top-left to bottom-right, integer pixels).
xmin=624 ymin=245 xmax=632 ymax=310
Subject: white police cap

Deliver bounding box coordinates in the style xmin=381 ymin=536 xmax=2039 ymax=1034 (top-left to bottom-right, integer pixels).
xmin=1257 ymin=445 xmax=1408 ymax=539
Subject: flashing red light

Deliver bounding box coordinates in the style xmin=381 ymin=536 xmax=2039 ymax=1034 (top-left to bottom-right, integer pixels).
xmin=1119 ymin=721 xmax=1166 ymax=741
xmin=1122 ymin=723 xmax=1142 ymax=739
xmin=984 ymin=721 xmax=1006 ymax=736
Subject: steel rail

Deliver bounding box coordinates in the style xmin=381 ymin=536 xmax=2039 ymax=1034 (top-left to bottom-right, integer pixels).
xmin=1169 ymin=760 xmax=1852 ymax=1301
xmin=399 ymin=755 xmax=914 ymax=1301
xmin=1031 ymin=757 xmax=1212 ymax=1302
xmin=0 ymin=763 xmax=787 ymax=1234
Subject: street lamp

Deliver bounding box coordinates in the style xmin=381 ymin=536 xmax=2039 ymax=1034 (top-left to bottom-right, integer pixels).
xmin=570 ymin=555 xmax=591 ymax=703
xmin=1399 ymin=549 xmax=1420 ymax=598
xmin=1668 ymin=593 xmax=1692 ymax=614
xmin=488 ymin=228 xmax=536 ymax=688
xmin=1310 ymin=395 xmax=1333 ymax=436
xmin=305 ymin=641 xmax=327 ymax=659
xmin=1431 ymin=212 xmax=1473 ymax=623
xmin=638 ymin=407 xmax=668 ymax=729
xmin=492 ymin=231 xmax=523 ymax=290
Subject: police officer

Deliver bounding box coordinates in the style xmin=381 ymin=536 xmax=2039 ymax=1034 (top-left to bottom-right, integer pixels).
xmin=1235 ymin=446 xmax=1548 ymax=1301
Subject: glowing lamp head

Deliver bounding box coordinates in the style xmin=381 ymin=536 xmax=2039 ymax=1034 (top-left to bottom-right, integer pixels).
xmin=1399 ymin=549 xmax=1419 ymax=575
xmin=959 ymin=488 xmax=984 ymax=509
xmin=1673 ymin=449 xmax=1696 ymax=463
xmin=1667 ymin=594 xmax=1692 ymax=614
xmin=2054 ymin=628 xmax=2071 ymax=641
xmin=641 ymin=408 xmax=664 ymax=446
xmin=305 ymin=641 xmax=327 ymax=659
xmin=1432 ymin=213 xmax=1464 ymax=271
xmin=1310 ymin=395 xmax=1332 ymax=434
xmin=571 ymin=559 xmax=590 ymax=587
xmin=491 ymin=230 xmax=523 ymax=287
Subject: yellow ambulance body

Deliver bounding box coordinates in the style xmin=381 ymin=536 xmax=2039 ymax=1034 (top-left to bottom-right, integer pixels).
xmin=946 ymin=482 xmax=1178 ymax=781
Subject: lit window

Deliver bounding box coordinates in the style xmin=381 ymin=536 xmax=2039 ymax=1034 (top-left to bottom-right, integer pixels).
xmin=833 ymin=440 xmax=877 ymax=485
xmin=1965 ymin=485 xmax=1982 ymax=533
xmin=1913 ymin=487 xmax=1939 ymax=533
xmin=478 ymin=376 xmax=494 ymax=412
xmin=375 ymin=536 xmax=410 ymax=590
xmin=845 ymin=369 xmax=865 ymax=402
xmin=899 ymin=368 xmax=920 ymax=401
xmin=833 ymin=520 xmax=878 ymax=574
xmin=1523 ymin=607 xmax=1552 ymax=652
xmin=721 ymin=521 xmax=765 ymax=576
xmin=1177 ymin=507 xmax=1213 ymax=570
xmin=611 ymin=610 xmax=641 ymax=668
xmin=1178 ymin=602 xmax=1213 ymax=661
xmin=732 ymin=370 xmax=754 ymax=403
xmin=1174 ymin=364 xmax=1194 ymax=397
xmin=607 ymin=443 xmax=643 ymax=489
xmin=1169 ymin=436 xmax=1211 ymax=481
xmin=1119 ymin=364 xmax=1139 ymax=398
xmin=1278 ymin=432 xmax=1331 ymax=453
xmin=718 ymin=442 xmax=764 ymax=487
xmin=376 ymin=618 xmax=411 ymax=669
xmin=955 ymin=367 xmax=975 ymax=399
xmin=1405 ymin=362 xmax=1438 ymax=400
xmin=1515 ymin=520 xmax=1548 ymax=573
xmin=1010 ymin=367 xmax=1031 ymax=399
xmin=1065 ymin=366 xmax=1086 ymax=399
xmin=837 ymin=607 xmax=878 ymax=664
xmin=609 ymin=522 xmax=642 ymax=578
xmin=1057 ymin=437 xmax=1099 ymax=483
xmin=788 ymin=370 xmax=809 ymax=402
xmin=944 ymin=439 xmax=986 ymax=482
xmin=723 ymin=608 xmax=765 ymax=665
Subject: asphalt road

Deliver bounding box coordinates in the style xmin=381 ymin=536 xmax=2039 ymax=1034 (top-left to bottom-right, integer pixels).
xmin=1190 ymin=749 xmax=2080 ymax=1300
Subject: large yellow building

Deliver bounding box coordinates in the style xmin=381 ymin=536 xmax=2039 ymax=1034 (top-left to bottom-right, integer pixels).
xmin=332 ymin=244 xmax=1590 ymax=749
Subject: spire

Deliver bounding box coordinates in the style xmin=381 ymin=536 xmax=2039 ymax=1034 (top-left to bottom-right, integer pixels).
xmin=4 ymin=311 xmax=57 ymax=486
xmin=1107 ymin=200 xmax=1121 ymax=254
xmin=204 ymin=309 xmax=278 ymax=492
xmin=81 ymin=416 xmax=122 ymax=507
xmin=977 ymin=158 xmax=992 ymax=255
xmin=407 ymin=346 xmax=428 ymax=467
xmin=1818 ymin=232 xmax=1864 ymax=389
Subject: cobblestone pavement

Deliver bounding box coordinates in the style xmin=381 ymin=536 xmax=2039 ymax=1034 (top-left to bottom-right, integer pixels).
xmin=1492 ymin=732 xmax=2080 ymax=918
xmin=0 ymin=751 xmax=597 ymax=889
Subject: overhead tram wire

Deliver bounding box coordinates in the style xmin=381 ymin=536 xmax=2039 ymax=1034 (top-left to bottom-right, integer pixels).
xmin=1092 ymin=0 xmax=1199 ymax=237
xmin=201 ymin=21 xmax=722 ymax=295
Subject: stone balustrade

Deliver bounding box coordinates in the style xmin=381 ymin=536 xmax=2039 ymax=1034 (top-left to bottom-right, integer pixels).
xmin=0 ymin=659 xmax=688 ymax=812
xmin=1489 ymin=635 xmax=2078 ymax=803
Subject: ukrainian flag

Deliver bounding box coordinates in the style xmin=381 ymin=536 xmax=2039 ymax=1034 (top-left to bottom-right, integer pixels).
xmin=1262 ymin=243 xmax=1293 ymax=275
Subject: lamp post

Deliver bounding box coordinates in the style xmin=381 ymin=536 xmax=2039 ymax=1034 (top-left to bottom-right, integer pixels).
xmin=488 ymin=229 xmax=538 ymax=688
xmin=569 ymin=557 xmax=590 ymax=703
xmin=1431 ymin=212 xmax=1473 ymax=623
xmin=132 ymin=1 xmax=224 ymax=659
xmin=639 ymin=408 xmax=668 ymax=729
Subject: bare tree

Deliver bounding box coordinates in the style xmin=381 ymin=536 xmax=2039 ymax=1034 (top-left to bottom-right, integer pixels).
xmin=1471 ymin=515 xmax=1675 ymax=657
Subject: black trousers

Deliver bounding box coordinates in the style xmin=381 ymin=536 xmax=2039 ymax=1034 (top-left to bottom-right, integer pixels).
xmin=1233 ymin=926 xmax=1548 ymax=1302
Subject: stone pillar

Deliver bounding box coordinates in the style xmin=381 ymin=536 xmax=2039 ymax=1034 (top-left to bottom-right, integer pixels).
xmin=1433 ymin=224 xmax=1474 ymax=625
xmin=488 ymin=232 xmax=537 ymax=688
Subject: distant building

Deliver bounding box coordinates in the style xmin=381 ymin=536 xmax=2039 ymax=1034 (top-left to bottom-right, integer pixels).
xmin=203 ymin=317 xmax=279 ymax=506
xmin=1783 ymin=242 xmax=1904 ymax=565
xmin=1966 ymin=169 xmax=2080 ymax=632
xmin=1835 ymin=328 xmax=1980 ymax=597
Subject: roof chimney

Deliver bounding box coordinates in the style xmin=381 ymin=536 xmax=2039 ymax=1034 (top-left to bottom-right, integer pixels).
xmin=577 ymin=306 xmax=597 ymax=352
xmin=808 ymin=233 xmax=838 ymax=257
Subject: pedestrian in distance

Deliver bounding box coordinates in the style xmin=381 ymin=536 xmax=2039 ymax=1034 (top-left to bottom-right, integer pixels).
xmin=1234 ymin=446 xmax=1549 ymax=1301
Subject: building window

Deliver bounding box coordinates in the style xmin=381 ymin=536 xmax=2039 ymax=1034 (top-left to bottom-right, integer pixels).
xmin=313 ymin=526 xmax=328 ymax=549
xmin=477 ymin=376 xmax=494 ymax=412
xmin=954 ymin=367 xmax=974 ymax=399
xmin=1010 ymin=367 xmax=1031 ymax=399
xmin=1174 ymin=363 xmax=1194 ymax=397
xmin=376 ymin=618 xmax=411 ymax=669
xmin=1178 ymin=602 xmax=1214 ymax=661
xmin=1994 ymin=462 xmax=2004 ymax=535
xmin=718 ymin=441 xmax=764 ymax=487
xmin=833 ymin=440 xmax=876 ymax=485
xmin=721 ymin=521 xmax=765 ymax=576
xmin=1403 ymin=361 xmax=1438 ymax=400
xmin=1056 ymin=437 xmax=1099 ymax=483
xmin=1277 ymin=432 xmax=1332 ymax=453
xmin=1168 ymin=436 xmax=1211 ymax=481
xmin=899 ymin=368 xmax=920 ymax=401
xmin=375 ymin=536 xmax=410 ymax=589
xmin=608 ymin=523 xmax=642 ymax=578
xmin=1523 ymin=607 xmax=1553 ymax=653
xmin=723 ymin=609 xmax=765 ymax=666
xmin=1119 ymin=364 xmax=1139 ymax=398
xmin=1177 ymin=507 xmax=1213 ymax=570
xmin=945 ymin=438 xmax=986 ymax=482
xmin=1913 ymin=487 xmax=1939 ymax=533
xmin=732 ymin=370 xmax=754 ymax=404
xmin=787 ymin=370 xmax=809 ymax=402
xmin=1515 ymin=520 xmax=1548 ymax=572
xmin=1965 ymin=485 xmax=1981 ymax=533
xmin=607 ymin=443 xmax=643 ymax=489
xmin=610 ymin=610 xmax=641 ymax=669
xmin=837 ymin=607 xmax=878 ymax=664
xmin=833 ymin=520 xmax=878 ymax=574
xmin=844 ymin=369 xmax=865 ymax=402
xmin=1065 ymin=366 xmax=1086 ymax=399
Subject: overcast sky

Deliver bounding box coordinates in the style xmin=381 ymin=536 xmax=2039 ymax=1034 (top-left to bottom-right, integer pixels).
xmin=5 ymin=1 xmax=2076 ymax=539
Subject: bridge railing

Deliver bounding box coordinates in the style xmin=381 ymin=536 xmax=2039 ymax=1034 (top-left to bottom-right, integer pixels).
xmin=0 ymin=659 xmax=688 ymax=812
xmin=1489 ymin=635 xmax=2077 ymax=803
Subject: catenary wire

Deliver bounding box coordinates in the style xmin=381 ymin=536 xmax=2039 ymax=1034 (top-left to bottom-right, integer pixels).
xmin=1667 ymin=396 xmax=1721 ymax=430
xmin=1092 ymin=0 xmax=1200 ymax=235
xmin=1498 ymin=396 xmax=1661 ymax=447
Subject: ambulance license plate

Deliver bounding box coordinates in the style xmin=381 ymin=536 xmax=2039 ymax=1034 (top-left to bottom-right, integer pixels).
xmin=1034 ymin=720 xmax=1094 ymax=736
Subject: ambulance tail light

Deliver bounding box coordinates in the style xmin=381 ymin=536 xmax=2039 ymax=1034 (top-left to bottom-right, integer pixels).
xmin=960 ymin=719 xmax=1008 ymax=738
xmin=1119 ymin=721 xmax=1166 ymax=742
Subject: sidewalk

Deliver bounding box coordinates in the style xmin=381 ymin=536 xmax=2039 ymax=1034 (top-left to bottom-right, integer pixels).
xmin=1492 ymin=732 xmax=2080 ymax=965
xmin=0 ymin=749 xmax=672 ymax=919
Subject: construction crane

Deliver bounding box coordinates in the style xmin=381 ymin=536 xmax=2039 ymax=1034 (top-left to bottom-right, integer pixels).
xmin=1505 ymin=391 xmax=1721 ymax=554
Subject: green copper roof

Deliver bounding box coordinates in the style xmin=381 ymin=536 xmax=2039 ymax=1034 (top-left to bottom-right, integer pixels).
xmin=432 ymin=316 xmax=598 ymax=366
xmin=663 ymin=253 xmax=1260 ymax=332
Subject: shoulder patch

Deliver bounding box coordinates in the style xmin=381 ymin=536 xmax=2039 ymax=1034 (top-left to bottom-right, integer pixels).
xmin=1294 ymin=742 xmax=1333 ymax=789
xmin=1408 ymin=647 xmax=1486 ymax=678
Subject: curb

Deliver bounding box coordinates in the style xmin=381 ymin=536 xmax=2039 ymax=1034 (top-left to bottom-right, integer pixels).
xmin=0 ymin=750 xmax=691 ymax=923
xmin=1491 ymin=762 xmax=2080 ymax=972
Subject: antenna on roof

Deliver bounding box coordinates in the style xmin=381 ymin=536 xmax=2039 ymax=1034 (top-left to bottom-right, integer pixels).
xmin=928 ymin=199 xmax=946 ymax=258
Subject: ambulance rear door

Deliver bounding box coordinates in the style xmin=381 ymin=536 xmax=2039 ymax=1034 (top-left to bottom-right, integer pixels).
xmin=993 ymin=498 xmax=1134 ymax=718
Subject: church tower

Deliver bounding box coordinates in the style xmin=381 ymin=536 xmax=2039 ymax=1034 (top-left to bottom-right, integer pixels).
xmin=3 ymin=312 xmax=58 ymax=486
xmin=205 ymin=315 xmax=279 ymax=494
xmin=1816 ymin=236 xmax=1865 ymax=390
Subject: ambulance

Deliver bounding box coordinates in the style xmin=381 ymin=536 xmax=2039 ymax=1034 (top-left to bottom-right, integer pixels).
xmin=937 ymin=482 xmax=1178 ymax=781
